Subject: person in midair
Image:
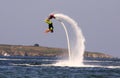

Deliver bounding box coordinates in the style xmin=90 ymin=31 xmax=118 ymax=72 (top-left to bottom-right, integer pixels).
xmin=44 ymin=14 xmax=55 ymax=33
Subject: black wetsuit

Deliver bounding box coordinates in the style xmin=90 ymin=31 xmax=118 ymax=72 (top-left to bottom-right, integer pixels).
xmin=49 ymin=23 xmax=54 ymax=33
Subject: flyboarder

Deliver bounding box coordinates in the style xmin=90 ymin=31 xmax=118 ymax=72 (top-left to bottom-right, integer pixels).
xmin=44 ymin=14 xmax=55 ymax=33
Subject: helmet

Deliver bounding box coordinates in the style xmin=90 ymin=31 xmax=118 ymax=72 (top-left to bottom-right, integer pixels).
xmin=48 ymin=14 xmax=55 ymax=19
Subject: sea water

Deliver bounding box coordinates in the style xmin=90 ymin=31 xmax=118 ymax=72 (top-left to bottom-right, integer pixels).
xmin=0 ymin=56 xmax=120 ymax=78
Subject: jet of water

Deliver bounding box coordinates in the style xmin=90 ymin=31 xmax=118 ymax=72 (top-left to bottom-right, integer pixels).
xmin=54 ymin=13 xmax=85 ymax=66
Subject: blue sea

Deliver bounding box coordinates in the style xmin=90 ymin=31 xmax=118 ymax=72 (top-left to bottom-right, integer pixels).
xmin=0 ymin=56 xmax=120 ymax=78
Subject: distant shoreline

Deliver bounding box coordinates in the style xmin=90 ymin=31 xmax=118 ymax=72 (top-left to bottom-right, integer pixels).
xmin=0 ymin=44 xmax=112 ymax=58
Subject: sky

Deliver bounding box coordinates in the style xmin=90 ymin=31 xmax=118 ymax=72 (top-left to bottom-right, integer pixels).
xmin=0 ymin=0 xmax=120 ymax=57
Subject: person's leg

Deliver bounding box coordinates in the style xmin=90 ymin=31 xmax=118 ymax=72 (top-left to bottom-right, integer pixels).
xmin=49 ymin=23 xmax=54 ymax=33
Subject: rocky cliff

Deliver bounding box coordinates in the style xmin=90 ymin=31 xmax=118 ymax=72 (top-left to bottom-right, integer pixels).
xmin=0 ymin=44 xmax=112 ymax=58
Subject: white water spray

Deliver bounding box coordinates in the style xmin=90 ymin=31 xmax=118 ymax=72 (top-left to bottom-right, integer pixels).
xmin=59 ymin=21 xmax=71 ymax=61
xmin=54 ymin=13 xmax=85 ymax=66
